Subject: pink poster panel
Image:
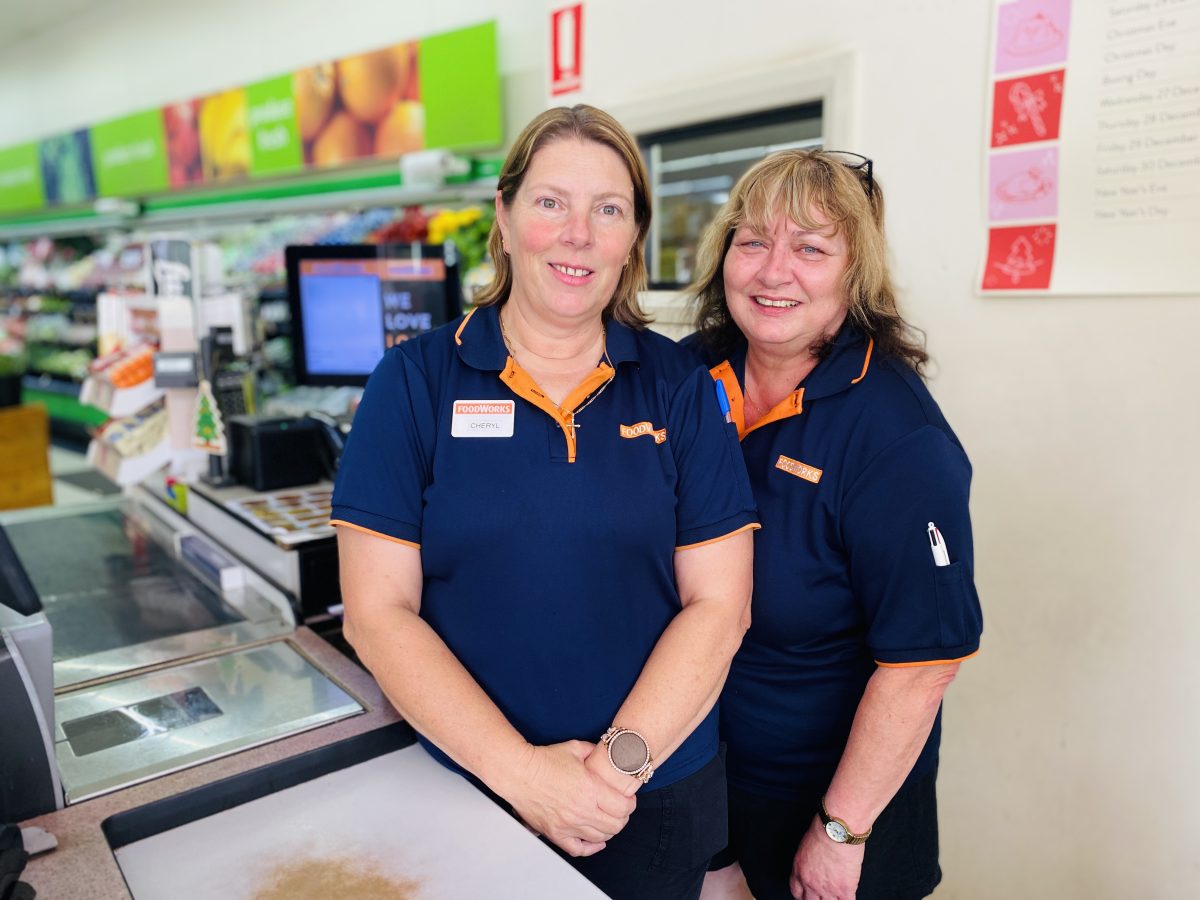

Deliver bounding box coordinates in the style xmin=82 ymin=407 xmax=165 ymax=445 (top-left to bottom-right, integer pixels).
xmin=989 ymin=146 xmax=1059 ymax=221
xmin=995 ymin=0 xmax=1071 ymax=75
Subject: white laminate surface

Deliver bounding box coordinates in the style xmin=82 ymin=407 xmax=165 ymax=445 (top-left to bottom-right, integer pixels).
xmin=114 ymin=742 xmax=609 ymax=900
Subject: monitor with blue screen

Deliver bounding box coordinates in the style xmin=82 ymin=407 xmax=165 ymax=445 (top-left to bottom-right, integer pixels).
xmin=285 ymin=244 xmax=461 ymax=386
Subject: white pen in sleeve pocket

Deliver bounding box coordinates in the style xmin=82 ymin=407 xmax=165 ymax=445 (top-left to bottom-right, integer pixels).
xmin=927 ymin=522 xmax=950 ymax=566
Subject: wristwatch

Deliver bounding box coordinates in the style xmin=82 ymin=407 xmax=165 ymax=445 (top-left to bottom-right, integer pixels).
xmin=819 ymin=797 xmax=872 ymax=845
xmin=600 ymin=727 xmax=655 ymax=784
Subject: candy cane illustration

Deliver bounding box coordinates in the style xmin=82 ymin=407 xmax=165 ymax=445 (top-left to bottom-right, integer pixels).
xmin=1009 ymin=81 xmax=1048 ymax=137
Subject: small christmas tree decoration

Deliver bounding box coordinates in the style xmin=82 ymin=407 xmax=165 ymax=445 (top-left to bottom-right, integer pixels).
xmin=192 ymin=379 xmax=228 ymax=455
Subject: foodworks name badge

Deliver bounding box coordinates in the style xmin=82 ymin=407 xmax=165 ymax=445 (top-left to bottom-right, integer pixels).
xmin=451 ymin=400 xmax=515 ymax=438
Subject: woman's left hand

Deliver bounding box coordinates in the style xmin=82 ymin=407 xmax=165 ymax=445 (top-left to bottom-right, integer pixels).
xmin=789 ymin=817 xmax=864 ymax=900
xmin=583 ymin=741 xmax=642 ymax=798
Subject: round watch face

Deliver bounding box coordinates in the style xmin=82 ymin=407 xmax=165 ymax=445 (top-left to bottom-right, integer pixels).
xmin=825 ymin=820 xmax=849 ymax=843
xmin=608 ymin=731 xmax=650 ymax=774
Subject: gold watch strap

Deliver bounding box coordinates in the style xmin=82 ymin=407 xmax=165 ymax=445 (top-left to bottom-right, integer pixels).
xmin=819 ymin=796 xmax=872 ymax=845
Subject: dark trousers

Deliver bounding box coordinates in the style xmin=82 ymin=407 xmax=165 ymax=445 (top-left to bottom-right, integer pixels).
xmin=719 ymin=771 xmax=942 ymax=900
xmin=554 ymin=753 xmax=728 ymax=900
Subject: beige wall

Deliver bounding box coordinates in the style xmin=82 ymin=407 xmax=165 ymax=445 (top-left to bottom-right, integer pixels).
xmin=3 ymin=1 xmax=1198 ymax=895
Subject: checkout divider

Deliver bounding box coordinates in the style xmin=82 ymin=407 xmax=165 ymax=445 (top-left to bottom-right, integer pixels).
xmin=100 ymin=721 xmax=417 ymax=850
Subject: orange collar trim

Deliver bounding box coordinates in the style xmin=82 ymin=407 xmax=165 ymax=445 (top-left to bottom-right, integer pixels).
xmin=850 ymin=337 xmax=874 ymax=385
xmin=499 ymin=356 xmax=615 ymax=463
xmin=453 ymin=307 xmax=477 ymax=346
xmin=711 ymin=360 xmax=806 ymax=440
xmin=744 ymin=387 xmax=805 ymax=438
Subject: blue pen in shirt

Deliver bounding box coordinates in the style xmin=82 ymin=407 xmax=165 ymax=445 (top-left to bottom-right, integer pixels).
xmin=714 ymin=380 xmax=733 ymax=425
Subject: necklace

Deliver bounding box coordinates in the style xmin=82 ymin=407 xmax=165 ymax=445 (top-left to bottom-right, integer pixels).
xmin=499 ymin=309 xmax=615 ymax=433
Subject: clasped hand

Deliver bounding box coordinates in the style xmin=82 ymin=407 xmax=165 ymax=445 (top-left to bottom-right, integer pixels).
xmin=504 ymin=740 xmax=637 ymax=857
xmin=789 ymin=816 xmax=865 ymax=900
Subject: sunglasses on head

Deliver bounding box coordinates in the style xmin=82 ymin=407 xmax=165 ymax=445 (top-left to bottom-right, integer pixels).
xmin=823 ymin=150 xmax=874 ymax=201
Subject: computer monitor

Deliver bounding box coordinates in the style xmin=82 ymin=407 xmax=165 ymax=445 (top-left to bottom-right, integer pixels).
xmin=285 ymin=243 xmax=462 ymax=386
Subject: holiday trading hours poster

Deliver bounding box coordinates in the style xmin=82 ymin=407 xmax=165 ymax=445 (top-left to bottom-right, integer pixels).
xmin=981 ymin=0 xmax=1200 ymax=295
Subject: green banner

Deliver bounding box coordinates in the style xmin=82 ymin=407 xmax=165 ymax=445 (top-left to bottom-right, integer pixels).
xmin=421 ymin=22 xmax=503 ymax=151
xmin=91 ymin=109 xmax=169 ymax=197
xmin=0 ymin=143 xmax=46 ymax=214
xmin=0 ymin=20 xmax=502 ymax=219
xmin=247 ymin=75 xmax=303 ymax=177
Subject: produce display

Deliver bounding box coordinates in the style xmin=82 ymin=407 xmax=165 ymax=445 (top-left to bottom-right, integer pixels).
xmin=0 ymin=294 xmax=97 ymax=382
xmin=425 ymin=207 xmax=494 ymax=274
xmin=104 ymin=346 xmax=155 ymax=389
xmin=1 ymin=193 xmax=497 ymax=429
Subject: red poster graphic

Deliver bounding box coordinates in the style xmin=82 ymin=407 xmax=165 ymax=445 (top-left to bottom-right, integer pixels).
xmin=982 ymin=224 xmax=1056 ymax=291
xmin=990 ymin=69 xmax=1065 ymax=148
xmin=551 ymin=4 xmax=583 ymax=96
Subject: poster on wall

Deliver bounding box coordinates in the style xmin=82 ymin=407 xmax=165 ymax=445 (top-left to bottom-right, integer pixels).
xmin=981 ymin=0 xmax=1200 ymax=295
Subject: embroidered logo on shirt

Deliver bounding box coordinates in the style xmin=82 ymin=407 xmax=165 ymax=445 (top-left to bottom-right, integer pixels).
xmin=775 ymin=454 xmax=823 ymax=484
xmin=620 ymin=421 xmax=667 ymax=444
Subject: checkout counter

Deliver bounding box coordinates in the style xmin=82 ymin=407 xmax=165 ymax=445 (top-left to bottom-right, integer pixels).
xmin=0 ymin=485 xmax=609 ymax=898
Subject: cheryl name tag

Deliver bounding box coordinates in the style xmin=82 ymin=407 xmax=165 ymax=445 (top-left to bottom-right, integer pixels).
xmin=451 ymin=400 xmax=515 ymax=438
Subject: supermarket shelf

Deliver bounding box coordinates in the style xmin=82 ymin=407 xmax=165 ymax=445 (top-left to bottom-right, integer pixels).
xmin=0 ymin=211 xmax=132 ymax=241
xmin=23 ymin=376 xmax=105 ymax=419
xmin=0 ymin=161 xmax=502 ymax=242
xmin=139 ymin=179 xmax=499 ymax=228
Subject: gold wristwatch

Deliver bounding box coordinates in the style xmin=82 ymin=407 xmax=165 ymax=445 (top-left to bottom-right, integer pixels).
xmin=600 ymin=727 xmax=655 ymax=784
xmin=819 ymin=797 xmax=872 ymax=845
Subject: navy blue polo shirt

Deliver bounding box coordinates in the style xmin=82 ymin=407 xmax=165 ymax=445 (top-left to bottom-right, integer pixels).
xmin=682 ymin=325 xmax=982 ymax=800
xmin=333 ymin=304 xmax=758 ymax=789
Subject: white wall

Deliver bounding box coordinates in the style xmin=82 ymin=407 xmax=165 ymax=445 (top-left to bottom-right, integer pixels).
xmin=3 ymin=2 xmax=1198 ymax=896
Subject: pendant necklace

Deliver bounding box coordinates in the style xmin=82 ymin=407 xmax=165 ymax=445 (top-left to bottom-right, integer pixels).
xmin=499 ymin=310 xmax=615 ymax=435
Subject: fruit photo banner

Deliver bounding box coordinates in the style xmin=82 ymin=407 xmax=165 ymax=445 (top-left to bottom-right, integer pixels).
xmin=981 ymin=0 xmax=1200 ymax=295
xmin=0 ymin=20 xmax=502 ymax=215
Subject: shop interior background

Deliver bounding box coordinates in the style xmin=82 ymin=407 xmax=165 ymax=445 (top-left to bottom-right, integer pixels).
xmin=2 ymin=0 xmax=1197 ymax=896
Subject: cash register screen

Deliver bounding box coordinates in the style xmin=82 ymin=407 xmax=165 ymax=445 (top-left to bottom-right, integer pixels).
xmin=285 ymin=244 xmax=461 ymax=386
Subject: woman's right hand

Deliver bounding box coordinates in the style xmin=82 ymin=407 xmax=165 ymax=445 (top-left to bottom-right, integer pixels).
xmin=501 ymin=740 xmax=637 ymax=857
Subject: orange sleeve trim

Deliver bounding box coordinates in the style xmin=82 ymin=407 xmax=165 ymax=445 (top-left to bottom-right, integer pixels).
xmin=330 ymin=519 xmax=421 ymax=550
xmin=850 ymin=337 xmax=874 ymax=384
xmin=453 ymin=307 xmax=477 ymax=346
xmin=875 ymin=649 xmax=979 ymax=668
xmin=676 ymin=522 xmax=760 ymax=552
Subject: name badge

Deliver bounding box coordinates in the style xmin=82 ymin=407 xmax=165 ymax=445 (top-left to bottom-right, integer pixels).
xmin=451 ymin=400 xmax=515 ymax=438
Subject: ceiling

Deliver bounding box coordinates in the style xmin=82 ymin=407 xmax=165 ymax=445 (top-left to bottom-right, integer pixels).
xmin=0 ymin=0 xmax=111 ymax=51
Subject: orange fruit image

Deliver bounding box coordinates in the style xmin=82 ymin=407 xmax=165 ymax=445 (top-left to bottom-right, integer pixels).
xmin=294 ymin=63 xmax=337 ymax=141
xmin=375 ymin=101 xmax=424 ymax=156
xmin=312 ymin=111 xmax=371 ymax=167
xmin=388 ymin=41 xmax=420 ymax=101
xmin=337 ymin=48 xmax=400 ymax=125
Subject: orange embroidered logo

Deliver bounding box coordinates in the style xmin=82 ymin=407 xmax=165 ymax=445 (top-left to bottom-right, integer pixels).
xmin=620 ymin=422 xmax=668 ymax=444
xmin=775 ymin=454 xmax=823 ymax=484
